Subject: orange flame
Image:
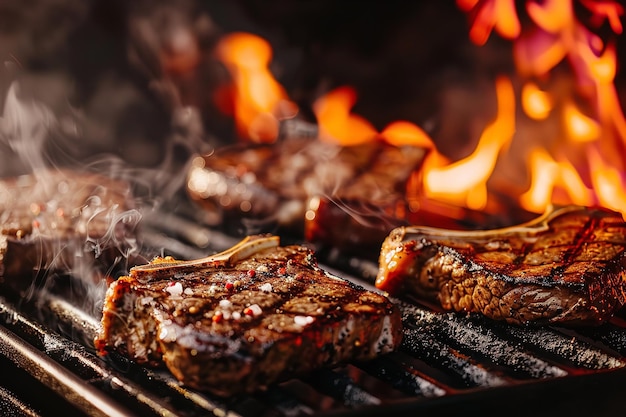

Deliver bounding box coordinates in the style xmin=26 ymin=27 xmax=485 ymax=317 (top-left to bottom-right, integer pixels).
xmin=588 ymin=147 xmax=626 ymax=212
xmin=422 ymin=76 xmax=516 ymax=210
xmin=313 ymin=88 xmax=438 ymax=150
xmin=211 ymin=0 xmax=626 ymax=221
xmin=502 ymin=0 xmax=626 ymax=216
xmin=520 ymin=148 xmax=594 ymax=212
xmin=580 ymin=0 xmax=624 ymax=34
xmin=563 ymin=101 xmax=600 ymax=142
xmin=312 ymin=86 xmax=378 ymax=145
xmin=380 ymin=121 xmax=436 ymax=149
xmin=521 ymin=82 xmax=553 ymax=120
xmin=215 ymin=32 xmax=295 ymax=142
xmin=457 ymin=0 xmax=521 ymax=45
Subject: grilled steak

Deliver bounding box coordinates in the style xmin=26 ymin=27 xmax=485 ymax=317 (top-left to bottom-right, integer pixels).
xmin=95 ymin=235 xmax=402 ymax=395
xmin=186 ymin=139 xmax=426 ymax=247
xmin=0 ymin=169 xmax=138 ymax=286
xmin=376 ymin=206 xmax=626 ymax=325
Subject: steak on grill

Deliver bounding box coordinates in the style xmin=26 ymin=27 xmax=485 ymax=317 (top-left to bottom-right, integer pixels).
xmin=95 ymin=235 xmax=402 ymax=395
xmin=0 ymin=169 xmax=138 ymax=287
xmin=186 ymin=139 xmax=426 ymax=249
xmin=376 ymin=206 xmax=626 ymax=325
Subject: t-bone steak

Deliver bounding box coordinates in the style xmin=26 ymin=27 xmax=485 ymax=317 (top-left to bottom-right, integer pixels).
xmin=95 ymin=235 xmax=403 ymax=395
xmin=376 ymin=205 xmax=626 ymax=325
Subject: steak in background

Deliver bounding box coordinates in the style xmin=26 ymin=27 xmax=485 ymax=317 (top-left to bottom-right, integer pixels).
xmin=95 ymin=235 xmax=402 ymax=396
xmin=186 ymin=138 xmax=426 ymax=247
xmin=376 ymin=206 xmax=626 ymax=325
xmin=0 ymin=169 xmax=138 ymax=287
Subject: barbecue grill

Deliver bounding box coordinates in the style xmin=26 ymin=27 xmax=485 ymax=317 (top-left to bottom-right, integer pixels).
xmin=1 ymin=211 xmax=626 ymax=417
xmin=2 ymin=1 xmax=626 ymax=416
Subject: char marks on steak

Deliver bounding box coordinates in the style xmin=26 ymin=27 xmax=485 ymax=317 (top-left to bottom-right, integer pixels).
xmin=376 ymin=206 xmax=626 ymax=325
xmin=186 ymin=139 xmax=426 ymax=249
xmin=0 ymin=169 xmax=137 ymax=285
xmin=95 ymin=235 xmax=402 ymax=395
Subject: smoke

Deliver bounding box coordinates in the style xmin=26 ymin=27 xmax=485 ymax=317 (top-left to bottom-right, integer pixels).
xmin=0 ymin=82 xmax=56 ymax=175
xmin=0 ymin=0 xmax=227 ymax=324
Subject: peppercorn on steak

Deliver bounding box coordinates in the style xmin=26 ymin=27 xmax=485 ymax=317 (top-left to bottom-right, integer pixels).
xmin=95 ymin=235 xmax=402 ymax=395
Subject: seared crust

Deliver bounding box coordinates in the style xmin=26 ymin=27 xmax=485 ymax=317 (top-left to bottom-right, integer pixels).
xmin=0 ymin=169 xmax=136 ymax=282
xmin=96 ymin=238 xmax=402 ymax=395
xmin=376 ymin=206 xmax=626 ymax=325
xmin=186 ymin=140 xmax=426 ymax=249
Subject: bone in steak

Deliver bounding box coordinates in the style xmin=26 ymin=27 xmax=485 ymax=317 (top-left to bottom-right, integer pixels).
xmin=376 ymin=206 xmax=626 ymax=325
xmin=186 ymin=139 xmax=426 ymax=248
xmin=95 ymin=235 xmax=403 ymax=395
xmin=0 ymin=169 xmax=137 ymax=285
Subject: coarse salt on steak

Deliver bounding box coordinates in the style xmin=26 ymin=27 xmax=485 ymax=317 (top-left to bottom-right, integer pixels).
xmin=95 ymin=235 xmax=402 ymax=395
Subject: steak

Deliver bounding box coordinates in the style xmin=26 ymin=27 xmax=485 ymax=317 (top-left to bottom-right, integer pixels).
xmin=186 ymin=138 xmax=426 ymax=248
xmin=95 ymin=235 xmax=403 ymax=395
xmin=0 ymin=169 xmax=138 ymax=286
xmin=376 ymin=205 xmax=626 ymax=325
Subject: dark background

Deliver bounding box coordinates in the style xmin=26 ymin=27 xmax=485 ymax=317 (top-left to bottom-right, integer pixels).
xmin=0 ymin=0 xmax=623 ymax=177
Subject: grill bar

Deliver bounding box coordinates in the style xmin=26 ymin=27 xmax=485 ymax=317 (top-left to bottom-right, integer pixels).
xmin=0 ymin=323 xmax=134 ymax=417
xmin=1 ymin=221 xmax=626 ymax=416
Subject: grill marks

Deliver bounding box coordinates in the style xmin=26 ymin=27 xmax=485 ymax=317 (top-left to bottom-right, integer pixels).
xmin=3 ymin=266 xmax=626 ymax=415
xmin=377 ymin=206 xmax=626 ymax=325
xmin=95 ymin=239 xmax=403 ymax=396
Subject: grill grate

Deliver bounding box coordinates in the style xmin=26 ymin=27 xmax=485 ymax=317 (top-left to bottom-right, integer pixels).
xmin=1 ymin=225 xmax=626 ymax=416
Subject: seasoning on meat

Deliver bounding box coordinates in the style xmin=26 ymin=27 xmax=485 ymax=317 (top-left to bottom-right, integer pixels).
xmin=376 ymin=205 xmax=626 ymax=325
xmin=0 ymin=169 xmax=138 ymax=285
xmin=95 ymin=234 xmax=403 ymax=395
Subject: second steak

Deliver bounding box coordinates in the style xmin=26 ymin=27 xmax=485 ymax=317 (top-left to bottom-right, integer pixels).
xmin=376 ymin=206 xmax=626 ymax=325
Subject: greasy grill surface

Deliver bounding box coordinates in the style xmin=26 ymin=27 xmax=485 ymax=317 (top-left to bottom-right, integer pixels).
xmin=1 ymin=226 xmax=626 ymax=416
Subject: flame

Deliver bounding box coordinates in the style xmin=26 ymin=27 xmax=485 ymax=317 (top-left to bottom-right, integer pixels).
xmin=457 ymin=0 xmax=521 ymax=45
xmin=580 ymin=0 xmax=624 ymax=34
xmin=563 ymin=101 xmax=600 ymax=142
xmin=422 ymin=76 xmax=515 ymax=210
xmin=215 ymin=32 xmax=295 ymax=142
xmin=521 ymin=82 xmax=553 ymax=120
xmin=520 ymin=148 xmax=594 ymax=212
xmin=380 ymin=121 xmax=436 ymax=149
xmin=588 ymin=147 xmax=626 ymax=212
xmin=505 ymin=0 xmax=626 ymax=216
xmin=312 ymin=86 xmax=378 ymax=145
xmin=210 ymin=0 xmax=626 ymax=221
xmin=313 ymin=88 xmax=438 ymax=149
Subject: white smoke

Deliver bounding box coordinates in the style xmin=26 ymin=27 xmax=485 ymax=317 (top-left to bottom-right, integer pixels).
xmin=0 ymin=81 xmax=56 ymax=175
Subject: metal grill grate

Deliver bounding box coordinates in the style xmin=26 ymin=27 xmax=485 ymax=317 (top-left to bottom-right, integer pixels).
xmin=1 ymin=224 xmax=626 ymax=417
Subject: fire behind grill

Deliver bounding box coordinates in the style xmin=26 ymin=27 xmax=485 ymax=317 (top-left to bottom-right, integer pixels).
xmin=2 ymin=216 xmax=626 ymax=417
